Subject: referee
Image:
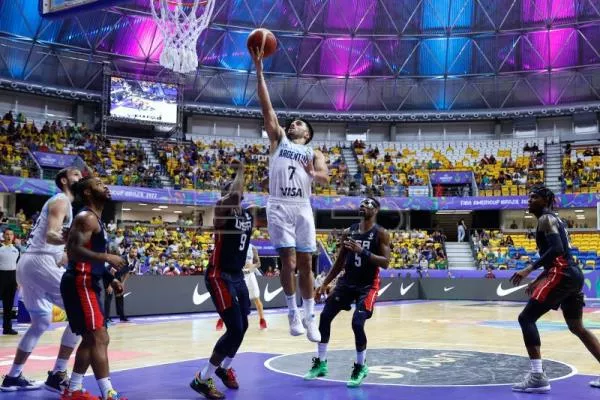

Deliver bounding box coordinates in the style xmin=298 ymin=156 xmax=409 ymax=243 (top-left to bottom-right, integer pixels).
xmin=0 ymin=228 xmax=20 ymax=335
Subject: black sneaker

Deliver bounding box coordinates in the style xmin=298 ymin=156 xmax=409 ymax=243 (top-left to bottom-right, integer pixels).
xmin=2 ymin=329 xmax=18 ymax=335
xmin=189 ymin=375 xmax=225 ymax=399
xmin=0 ymin=374 xmax=42 ymax=392
xmin=44 ymin=370 xmax=69 ymax=393
xmin=215 ymin=367 xmax=239 ymax=389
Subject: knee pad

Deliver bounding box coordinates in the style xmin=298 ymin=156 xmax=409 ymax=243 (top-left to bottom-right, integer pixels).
xmin=60 ymin=325 xmax=80 ymax=349
xmin=18 ymin=312 xmax=51 ymax=352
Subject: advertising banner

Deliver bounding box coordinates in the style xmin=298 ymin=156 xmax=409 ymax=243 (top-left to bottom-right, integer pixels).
xmin=430 ymin=171 xmax=472 ymax=185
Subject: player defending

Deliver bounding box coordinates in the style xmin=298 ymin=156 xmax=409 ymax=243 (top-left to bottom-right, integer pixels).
xmin=216 ymin=243 xmax=266 ymax=331
xmin=305 ymin=197 xmax=390 ymax=387
xmin=191 ymin=162 xmax=254 ymax=399
xmin=510 ymin=186 xmax=600 ymax=392
xmin=250 ymin=45 xmax=329 ymax=342
xmin=1 ymin=168 xmax=82 ymax=393
xmin=60 ymin=177 xmax=127 ymax=400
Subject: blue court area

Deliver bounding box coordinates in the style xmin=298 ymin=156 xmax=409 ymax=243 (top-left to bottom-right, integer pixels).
xmin=4 ymin=351 xmax=598 ymax=400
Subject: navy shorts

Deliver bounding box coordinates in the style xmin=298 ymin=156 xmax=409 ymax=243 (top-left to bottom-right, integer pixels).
xmin=205 ymin=267 xmax=251 ymax=317
xmin=60 ymin=270 xmax=105 ymax=335
xmin=326 ymin=280 xmax=380 ymax=318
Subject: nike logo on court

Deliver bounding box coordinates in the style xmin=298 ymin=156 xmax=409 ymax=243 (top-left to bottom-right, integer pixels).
xmin=400 ymin=282 xmax=415 ymax=296
xmin=264 ymin=284 xmax=284 ymax=302
xmin=377 ymin=283 xmax=392 ymax=297
xmin=193 ymin=283 xmax=211 ymax=305
xmin=496 ymin=283 xmax=528 ymax=297
xmin=443 ymin=286 xmax=455 ymax=292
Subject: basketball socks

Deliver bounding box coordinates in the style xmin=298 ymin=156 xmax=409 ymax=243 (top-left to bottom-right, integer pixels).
xmin=69 ymin=372 xmax=84 ymax=391
xmin=318 ymin=343 xmax=328 ymax=360
xmin=303 ymin=298 xmax=315 ymax=319
xmin=357 ymin=350 xmax=366 ymax=365
xmin=7 ymin=363 xmax=24 ymax=378
xmin=97 ymin=377 xmax=113 ymax=399
xmin=286 ymin=295 xmax=298 ymax=315
xmin=221 ymin=357 xmax=233 ymax=370
xmin=530 ymin=359 xmax=543 ymax=373
xmin=200 ymin=362 xmax=218 ymax=380
xmin=53 ymin=357 xmax=69 ymax=373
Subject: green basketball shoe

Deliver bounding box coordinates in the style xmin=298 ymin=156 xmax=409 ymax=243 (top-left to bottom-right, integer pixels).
xmin=347 ymin=362 xmax=368 ymax=388
xmin=304 ymin=357 xmax=328 ymax=380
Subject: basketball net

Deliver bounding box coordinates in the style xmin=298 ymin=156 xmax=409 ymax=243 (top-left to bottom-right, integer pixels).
xmin=150 ymin=0 xmax=215 ymax=74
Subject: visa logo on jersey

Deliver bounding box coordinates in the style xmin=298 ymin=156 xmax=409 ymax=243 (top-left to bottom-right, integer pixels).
xmin=280 ymin=187 xmax=304 ymax=197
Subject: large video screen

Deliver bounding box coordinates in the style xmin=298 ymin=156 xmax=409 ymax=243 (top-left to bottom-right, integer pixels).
xmin=110 ymin=77 xmax=178 ymax=124
xmin=42 ymin=0 xmax=100 ymax=14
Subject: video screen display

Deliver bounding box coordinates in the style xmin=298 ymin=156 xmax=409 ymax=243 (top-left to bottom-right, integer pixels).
xmin=110 ymin=77 xmax=178 ymax=124
xmin=42 ymin=0 xmax=100 ymax=14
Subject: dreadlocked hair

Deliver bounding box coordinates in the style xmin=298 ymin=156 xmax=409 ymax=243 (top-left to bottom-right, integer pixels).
xmin=530 ymin=185 xmax=556 ymax=210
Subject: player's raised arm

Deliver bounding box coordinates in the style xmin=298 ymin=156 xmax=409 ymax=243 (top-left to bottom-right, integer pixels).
xmin=250 ymin=46 xmax=283 ymax=149
xmin=308 ymin=150 xmax=330 ymax=185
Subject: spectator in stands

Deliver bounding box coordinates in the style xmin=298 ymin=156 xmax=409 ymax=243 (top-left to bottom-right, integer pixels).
xmin=457 ymin=219 xmax=467 ymax=242
xmin=509 ymin=220 xmax=518 ymax=229
xmin=485 ymin=267 xmax=496 ymax=279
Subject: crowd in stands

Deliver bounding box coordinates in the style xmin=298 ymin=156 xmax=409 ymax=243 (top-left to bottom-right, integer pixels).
xmin=0 ymin=110 xmax=162 ymax=187
xmin=320 ymin=229 xmax=448 ymax=270
xmin=561 ymin=144 xmax=600 ymax=194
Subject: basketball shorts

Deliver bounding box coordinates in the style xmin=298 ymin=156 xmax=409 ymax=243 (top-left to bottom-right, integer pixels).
xmin=16 ymin=253 xmax=65 ymax=315
xmin=60 ymin=270 xmax=105 ymax=335
xmin=205 ymin=268 xmax=251 ymax=316
xmin=326 ymin=280 xmax=380 ymax=318
xmin=266 ymin=199 xmax=316 ymax=253
xmin=244 ymin=272 xmax=260 ymax=301
xmin=531 ymin=261 xmax=585 ymax=319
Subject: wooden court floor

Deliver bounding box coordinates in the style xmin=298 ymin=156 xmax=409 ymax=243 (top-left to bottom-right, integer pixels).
xmin=1 ymin=300 xmax=599 ymax=399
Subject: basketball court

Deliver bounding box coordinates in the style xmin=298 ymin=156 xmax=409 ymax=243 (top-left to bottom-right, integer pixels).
xmin=1 ymin=301 xmax=598 ymax=399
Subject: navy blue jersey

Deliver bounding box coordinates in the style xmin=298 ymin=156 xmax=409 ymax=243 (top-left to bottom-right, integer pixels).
xmin=536 ymin=211 xmax=578 ymax=271
xmin=211 ymin=208 xmax=254 ymax=275
xmin=67 ymin=208 xmax=108 ymax=277
xmin=341 ymin=223 xmax=381 ymax=287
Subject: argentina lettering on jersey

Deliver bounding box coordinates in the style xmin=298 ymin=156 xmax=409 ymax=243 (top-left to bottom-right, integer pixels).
xmin=269 ymin=135 xmax=314 ymax=202
xmin=212 ymin=209 xmax=254 ymax=275
xmin=342 ymin=223 xmax=381 ymax=286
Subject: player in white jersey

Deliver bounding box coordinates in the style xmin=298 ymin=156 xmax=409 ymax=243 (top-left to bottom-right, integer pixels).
xmin=1 ymin=168 xmax=83 ymax=394
xmin=216 ymin=243 xmax=267 ymax=331
xmin=251 ymin=46 xmax=329 ymax=342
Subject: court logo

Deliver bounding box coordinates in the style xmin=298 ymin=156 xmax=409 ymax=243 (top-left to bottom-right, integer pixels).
xmin=443 ymin=286 xmax=455 ymax=292
xmin=265 ymin=348 xmax=574 ymax=386
xmin=264 ymin=284 xmax=284 ymax=302
xmin=400 ymin=282 xmax=415 ymax=296
xmin=496 ymin=283 xmax=528 ymax=297
xmin=192 ymin=283 xmax=211 ymax=305
xmin=377 ymin=283 xmax=392 ymax=297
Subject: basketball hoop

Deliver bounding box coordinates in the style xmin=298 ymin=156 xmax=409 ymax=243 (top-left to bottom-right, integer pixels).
xmin=150 ymin=0 xmax=216 ymax=74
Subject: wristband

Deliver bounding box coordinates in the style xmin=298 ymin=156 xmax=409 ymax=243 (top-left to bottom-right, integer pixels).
xmin=361 ymin=248 xmax=372 ymax=258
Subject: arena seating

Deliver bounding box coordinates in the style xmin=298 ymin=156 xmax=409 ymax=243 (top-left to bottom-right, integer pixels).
xmin=561 ymin=144 xmax=600 ymax=194
xmin=474 ymin=230 xmax=600 ymax=270
xmin=353 ymin=139 xmax=545 ymax=197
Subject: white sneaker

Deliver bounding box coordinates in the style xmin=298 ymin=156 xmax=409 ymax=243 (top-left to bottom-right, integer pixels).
xmin=303 ymin=314 xmax=321 ymax=343
xmin=288 ymin=311 xmax=305 ymax=336
xmin=590 ymin=377 xmax=600 ymax=388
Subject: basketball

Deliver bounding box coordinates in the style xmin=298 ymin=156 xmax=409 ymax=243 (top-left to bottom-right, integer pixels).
xmin=247 ymin=28 xmax=277 ymax=58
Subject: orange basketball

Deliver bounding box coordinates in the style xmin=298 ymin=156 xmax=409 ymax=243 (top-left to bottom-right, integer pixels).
xmin=247 ymin=28 xmax=277 ymax=58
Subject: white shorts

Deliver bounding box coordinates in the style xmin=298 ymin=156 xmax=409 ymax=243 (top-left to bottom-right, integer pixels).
xmin=244 ymin=272 xmax=260 ymax=300
xmin=16 ymin=253 xmax=65 ymax=315
xmin=267 ymin=200 xmax=316 ymax=253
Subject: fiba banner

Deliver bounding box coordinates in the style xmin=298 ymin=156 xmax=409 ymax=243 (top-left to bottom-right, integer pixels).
xmin=430 ymin=171 xmax=473 ymax=185
xmin=31 ymin=152 xmax=84 ymax=169
xmin=0 ymin=174 xmax=599 ymax=211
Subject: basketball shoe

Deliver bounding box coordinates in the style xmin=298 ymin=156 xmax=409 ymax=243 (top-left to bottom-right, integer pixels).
xmin=590 ymin=377 xmax=600 ymax=388
xmin=190 ymin=375 xmax=224 ymax=400
xmin=216 ymin=318 xmax=224 ymax=331
xmin=288 ymin=311 xmax=305 ymax=336
xmin=60 ymin=389 xmax=99 ymax=400
xmin=304 ymin=358 xmax=328 ymax=380
xmin=512 ymin=372 xmax=551 ymax=393
xmin=259 ymin=318 xmax=267 ymax=330
xmin=104 ymin=389 xmax=127 ymax=399
xmin=45 ymin=370 xmax=69 ymax=393
xmin=302 ymin=314 xmax=321 ymax=343
xmin=347 ymin=362 xmax=368 ymax=388
xmin=1 ymin=374 xmax=42 ymax=391
xmin=215 ymin=367 xmax=239 ymax=389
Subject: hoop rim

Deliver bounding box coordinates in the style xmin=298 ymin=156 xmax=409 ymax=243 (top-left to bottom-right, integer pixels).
xmin=165 ymin=0 xmax=208 ymax=7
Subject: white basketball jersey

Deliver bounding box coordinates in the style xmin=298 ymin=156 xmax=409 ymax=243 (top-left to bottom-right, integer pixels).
xmin=269 ymin=135 xmax=314 ymax=202
xmin=26 ymin=193 xmax=73 ymax=259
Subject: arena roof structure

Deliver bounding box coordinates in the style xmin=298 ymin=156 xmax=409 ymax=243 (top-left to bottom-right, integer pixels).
xmin=2 ymin=0 xmax=600 ymax=118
